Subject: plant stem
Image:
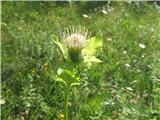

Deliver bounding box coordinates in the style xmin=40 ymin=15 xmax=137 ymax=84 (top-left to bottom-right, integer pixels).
xmin=64 ymin=86 xmax=70 ymax=120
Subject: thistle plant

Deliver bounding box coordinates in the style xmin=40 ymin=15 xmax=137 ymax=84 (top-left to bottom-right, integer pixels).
xmin=52 ymin=26 xmax=102 ymax=120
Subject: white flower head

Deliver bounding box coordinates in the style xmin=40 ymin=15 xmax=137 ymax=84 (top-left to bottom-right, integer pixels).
xmin=83 ymin=14 xmax=89 ymax=18
xmin=125 ymin=63 xmax=131 ymax=67
xmin=63 ymin=26 xmax=88 ymax=51
xmin=101 ymin=10 xmax=108 ymax=15
xmin=107 ymin=38 xmax=112 ymax=41
xmin=0 ymin=99 xmax=6 ymax=105
xmin=123 ymin=51 xmax=127 ymax=54
xmin=139 ymin=43 xmax=146 ymax=49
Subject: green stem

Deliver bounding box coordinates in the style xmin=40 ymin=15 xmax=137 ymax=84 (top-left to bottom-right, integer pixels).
xmin=64 ymin=86 xmax=70 ymax=120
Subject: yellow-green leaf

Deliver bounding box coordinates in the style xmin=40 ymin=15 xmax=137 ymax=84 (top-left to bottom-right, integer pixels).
xmin=82 ymin=37 xmax=102 ymax=57
xmin=84 ymin=56 xmax=102 ymax=63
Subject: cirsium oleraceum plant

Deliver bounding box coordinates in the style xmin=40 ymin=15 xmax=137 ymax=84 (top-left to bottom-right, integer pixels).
xmin=52 ymin=26 xmax=102 ymax=120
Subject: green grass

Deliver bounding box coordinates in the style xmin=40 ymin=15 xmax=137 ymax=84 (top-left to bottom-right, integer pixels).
xmin=1 ymin=1 xmax=160 ymax=120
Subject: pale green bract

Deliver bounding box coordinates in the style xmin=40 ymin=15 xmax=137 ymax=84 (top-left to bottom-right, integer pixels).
xmin=83 ymin=37 xmax=102 ymax=57
xmin=83 ymin=37 xmax=102 ymax=63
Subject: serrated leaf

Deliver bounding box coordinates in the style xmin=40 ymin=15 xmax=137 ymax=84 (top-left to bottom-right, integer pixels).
xmin=83 ymin=37 xmax=102 ymax=57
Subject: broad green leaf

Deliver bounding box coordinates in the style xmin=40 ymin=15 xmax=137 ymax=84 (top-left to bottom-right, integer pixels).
xmin=82 ymin=37 xmax=102 ymax=64
xmin=82 ymin=37 xmax=102 ymax=57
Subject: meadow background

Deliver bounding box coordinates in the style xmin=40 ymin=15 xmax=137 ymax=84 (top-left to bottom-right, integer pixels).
xmin=1 ymin=1 xmax=160 ymax=120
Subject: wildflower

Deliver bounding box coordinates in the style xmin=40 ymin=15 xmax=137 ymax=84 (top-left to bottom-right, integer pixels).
xmin=65 ymin=33 xmax=87 ymax=51
xmin=63 ymin=26 xmax=88 ymax=63
xmin=125 ymin=63 xmax=130 ymax=67
xmin=123 ymin=51 xmax=127 ymax=54
xmin=148 ymin=64 xmax=152 ymax=68
xmin=126 ymin=87 xmax=133 ymax=91
xmin=0 ymin=99 xmax=6 ymax=105
xmin=43 ymin=63 xmax=48 ymax=67
xmin=139 ymin=43 xmax=146 ymax=49
xmin=107 ymin=38 xmax=112 ymax=41
xmin=101 ymin=10 xmax=108 ymax=15
xmin=58 ymin=114 xmax=64 ymax=120
xmin=82 ymin=14 xmax=88 ymax=18
xmin=32 ymin=69 xmax=36 ymax=74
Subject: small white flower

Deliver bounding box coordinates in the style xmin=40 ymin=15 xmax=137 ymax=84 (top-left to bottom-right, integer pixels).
xmin=63 ymin=26 xmax=88 ymax=51
xmin=125 ymin=63 xmax=131 ymax=67
xmin=107 ymin=38 xmax=112 ymax=41
xmin=148 ymin=64 xmax=152 ymax=68
xmin=101 ymin=10 xmax=108 ymax=15
xmin=83 ymin=14 xmax=88 ymax=18
xmin=126 ymin=87 xmax=133 ymax=91
xmin=0 ymin=99 xmax=6 ymax=105
xmin=57 ymin=68 xmax=63 ymax=75
xmin=139 ymin=43 xmax=146 ymax=49
xmin=123 ymin=51 xmax=127 ymax=54
xmin=65 ymin=33 xmax=87 ymax=51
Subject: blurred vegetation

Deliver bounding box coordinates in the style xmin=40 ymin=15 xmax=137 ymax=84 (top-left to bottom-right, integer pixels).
xmin=1 ymin=1 xmax=160 ymax=120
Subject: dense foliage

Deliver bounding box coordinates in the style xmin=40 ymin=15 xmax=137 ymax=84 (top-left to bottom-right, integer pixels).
xmin=1 ymin=1 xmax=160 ymax=120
